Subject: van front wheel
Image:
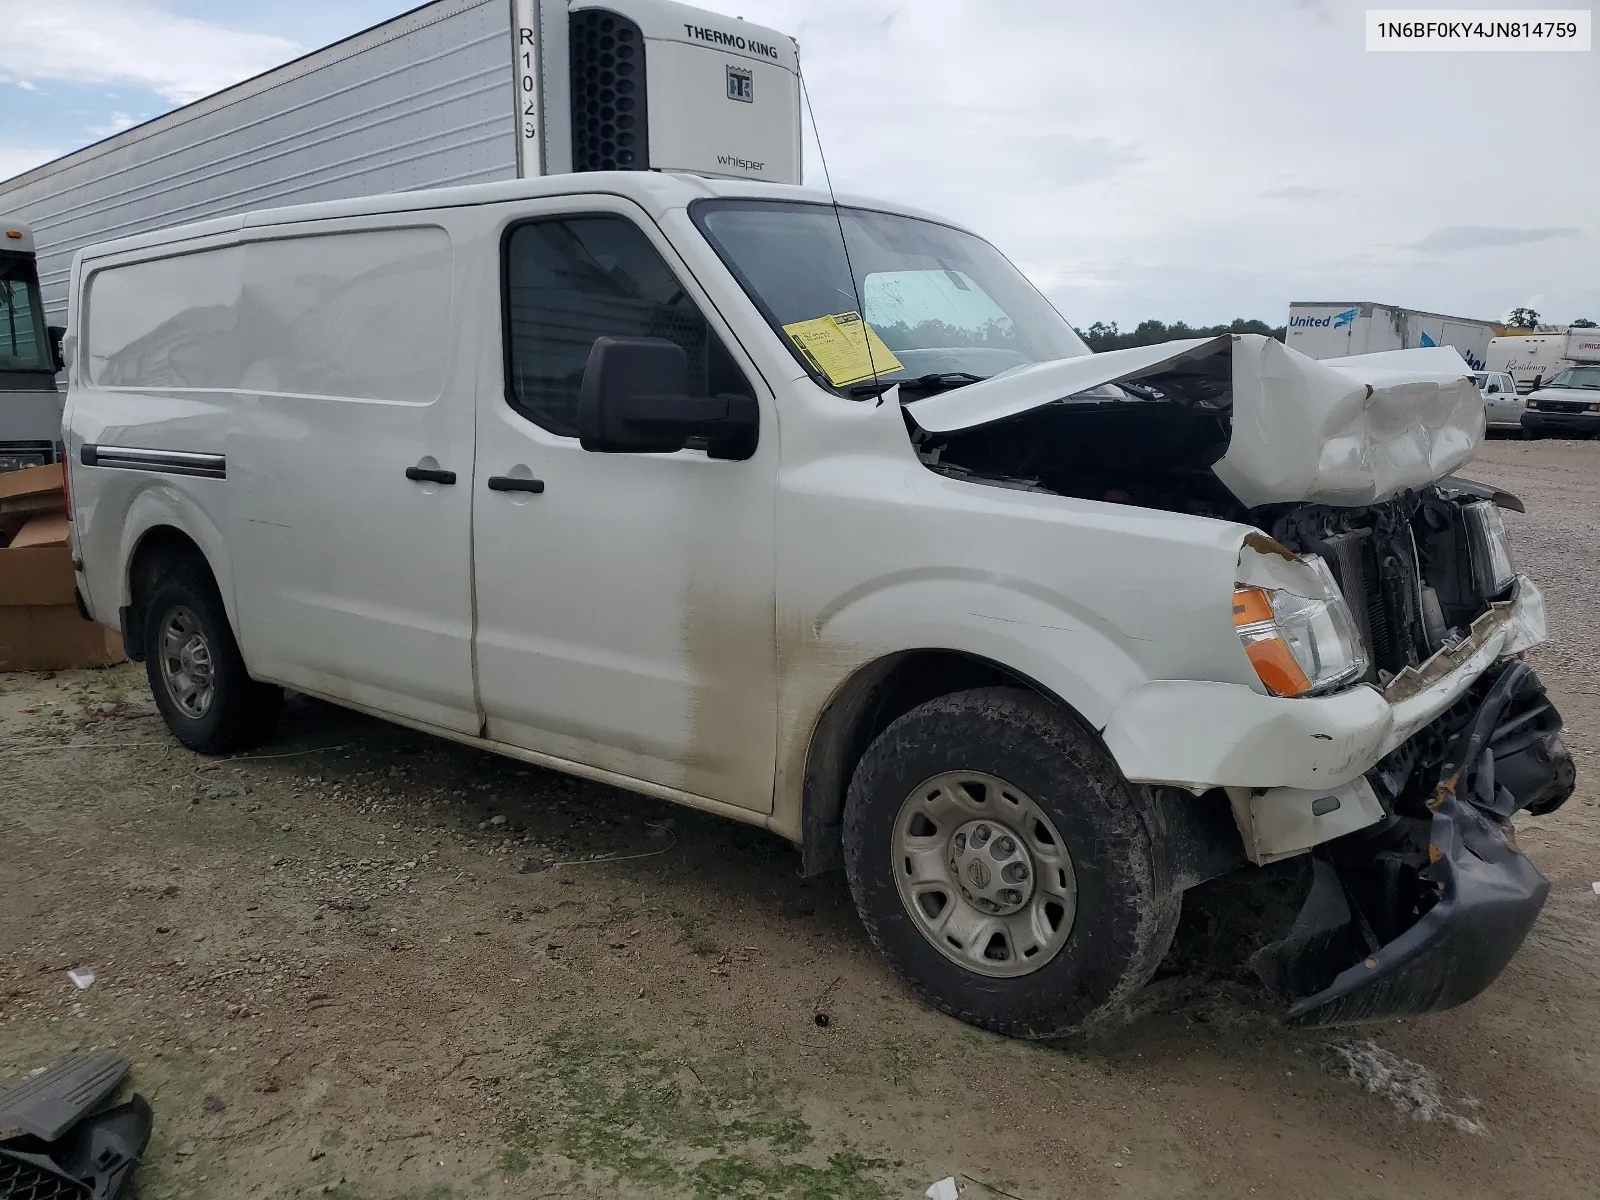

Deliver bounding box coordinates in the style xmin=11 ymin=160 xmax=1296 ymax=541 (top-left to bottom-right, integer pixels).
xmin=143 ymin=570 xmax=281 ymax=754
xmin=842 ymin=687 xmax=1179 ymax=1038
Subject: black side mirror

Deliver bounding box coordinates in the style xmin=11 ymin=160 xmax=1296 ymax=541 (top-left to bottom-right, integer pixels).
xmin=47 ymin=325 xmax=65 ymax=373
xmin=578 ymin=336 xmax=758 ymax=460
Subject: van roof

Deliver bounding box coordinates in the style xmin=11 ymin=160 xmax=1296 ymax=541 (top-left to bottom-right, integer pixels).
xmin=72 ymin=172 xmax=965 ymax=263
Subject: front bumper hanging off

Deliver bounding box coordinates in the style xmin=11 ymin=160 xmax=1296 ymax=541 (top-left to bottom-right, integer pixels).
xmin=1253 ymin=661 xmax=1576 ymax=1026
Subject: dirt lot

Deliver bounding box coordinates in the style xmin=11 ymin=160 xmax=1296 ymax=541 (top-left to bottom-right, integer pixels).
xmin=2 ymin=436 xmax=1597 ymax=1200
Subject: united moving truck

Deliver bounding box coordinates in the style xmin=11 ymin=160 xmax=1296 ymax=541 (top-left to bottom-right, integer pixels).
xmin=1286 ymin=302 xmax=1498 ymax=369
xmin=0 ymin=0 xmax=802 ymax=329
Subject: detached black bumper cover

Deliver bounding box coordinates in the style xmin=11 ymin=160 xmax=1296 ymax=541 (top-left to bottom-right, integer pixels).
xmin=1254 ymin=661 xmax=1576 ymax=1026
xmin=1279 ymin=796 xmax=1546 ymax=1025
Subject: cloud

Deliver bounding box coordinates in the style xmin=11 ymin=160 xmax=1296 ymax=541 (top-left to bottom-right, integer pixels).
xmin=1405 ymin=226 xmax=1584 ymax=255
xmin=1293 ymin=0 xmax=1337 ymax=26
xmin=87 ymin=112 xmax=140 ymax=138
xmin=0 ymin=0 xmax=300 ymax=106
xmin=1260 ymin=185 xmax=1338 ymax=201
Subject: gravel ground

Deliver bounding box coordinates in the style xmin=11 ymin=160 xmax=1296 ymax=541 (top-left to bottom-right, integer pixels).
xmin=0 ymin=435 xmax=1596 ymax=1200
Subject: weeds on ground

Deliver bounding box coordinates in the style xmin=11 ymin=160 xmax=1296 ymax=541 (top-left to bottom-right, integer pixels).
xmin=502 ymin=1024 xmax=895 ymax=1198
xmin=668 ymin=907 xmax=724 ymax=958
xmin=499 ymin=1147 xmax=531 ymax=1174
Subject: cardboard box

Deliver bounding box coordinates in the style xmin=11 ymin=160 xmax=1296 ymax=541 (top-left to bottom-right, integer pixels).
xmin=0 ymin=462 xmax=63 ymax=503
xmin=0 ymin=604 xmax=125 ymax=671
xmin=7 ymin=513 xmax=69 ymax=549
xmin=0 ymin=513 xmax=126 ymax=672
xmin=0 ymin=463 xmax=67 ymax=543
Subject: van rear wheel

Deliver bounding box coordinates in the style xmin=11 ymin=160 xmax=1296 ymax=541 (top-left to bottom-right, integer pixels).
xmin=143 ymin=569 xmax=281 ymax=754
xmin=842 ymin=687 xmax=1180 ymax=1038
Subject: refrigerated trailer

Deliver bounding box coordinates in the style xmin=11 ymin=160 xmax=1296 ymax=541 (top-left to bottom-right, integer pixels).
xmin=1285 ymin=302 xmax=1498 ymax=370
xmin=0 ymin=0 xmax=802 ymax=326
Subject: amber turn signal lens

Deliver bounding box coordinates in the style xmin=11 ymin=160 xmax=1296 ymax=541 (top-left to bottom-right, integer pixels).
xmin=4 ymin=230 xmax=21 ymax=240
xmin=1233 ymin=586 xmax=1314 ymax=696
xmin=1242 ymin=635 xmax=1313 ymax=696
xmin=1232 ymin=587 xmax=1275 ymax=627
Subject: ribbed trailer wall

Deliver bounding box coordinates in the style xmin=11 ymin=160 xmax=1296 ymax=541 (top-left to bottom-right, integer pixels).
xmin=0 ymin=0 xmax=517 ymax=322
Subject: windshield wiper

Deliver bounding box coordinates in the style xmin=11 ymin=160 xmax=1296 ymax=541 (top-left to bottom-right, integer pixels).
xmin=847 ymin=371 xmax=988 ymax=399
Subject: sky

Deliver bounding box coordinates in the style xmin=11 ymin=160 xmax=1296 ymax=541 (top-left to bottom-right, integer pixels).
xmin=0 ymin=0 xmax=1595 ymax=328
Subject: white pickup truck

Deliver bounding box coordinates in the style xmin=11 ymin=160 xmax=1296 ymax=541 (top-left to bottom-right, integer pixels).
xmin=61 ymin=172 xmax=1576 ymax=1035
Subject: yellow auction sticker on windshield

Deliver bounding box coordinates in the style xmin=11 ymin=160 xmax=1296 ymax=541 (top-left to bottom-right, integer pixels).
xmin=782 ymin=311 xmax=903 ymax=387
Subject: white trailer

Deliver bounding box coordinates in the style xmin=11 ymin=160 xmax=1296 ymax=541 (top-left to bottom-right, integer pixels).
xmin=1286 ymin=302 xmax=1497 ymax=370
xmin=0 ymin=0 xmax=802 ymax=326
xmin=1486 ymin=328 xmax=1600 ymax=392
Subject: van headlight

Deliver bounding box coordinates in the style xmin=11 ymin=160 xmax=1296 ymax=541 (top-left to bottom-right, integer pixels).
xmin=1233 ymin=556 xmax=1368 ymax=697
xmin=1463 ymin=500 xmax=1517 ymax=598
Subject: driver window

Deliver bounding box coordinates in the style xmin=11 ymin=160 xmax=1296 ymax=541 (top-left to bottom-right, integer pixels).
xmin=502 ymin=214 xmax=752 ymax=436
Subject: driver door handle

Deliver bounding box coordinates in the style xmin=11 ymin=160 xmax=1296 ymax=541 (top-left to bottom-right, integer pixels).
xmin=486 ymin=475 xmax=546 ymax=493
xmin=405 ymin=466 xmax=456 ymax=485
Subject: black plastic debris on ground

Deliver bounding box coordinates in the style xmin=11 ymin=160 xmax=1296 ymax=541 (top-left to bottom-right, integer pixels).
xmin=0 ymin=1052 xmax=151 ymax=1199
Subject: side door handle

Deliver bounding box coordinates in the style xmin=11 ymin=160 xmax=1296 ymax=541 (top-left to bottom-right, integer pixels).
xmin=486 ymin=476 xmax=546 ymax=494
xmin=405 ymin=466 xmax=457 ymax=485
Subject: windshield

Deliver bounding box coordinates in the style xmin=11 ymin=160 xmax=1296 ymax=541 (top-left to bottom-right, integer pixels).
xmin=0 ymin=254 xmax=52 ymax=374
xmin=691 ymin=199 xmax=1088 ymax=390
xmin=1546 ymin=365 xmax=1600 ymax=390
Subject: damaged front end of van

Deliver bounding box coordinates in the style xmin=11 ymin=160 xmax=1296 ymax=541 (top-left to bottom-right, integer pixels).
xmin=903 ymin=335 xmax=1577 ymax=1025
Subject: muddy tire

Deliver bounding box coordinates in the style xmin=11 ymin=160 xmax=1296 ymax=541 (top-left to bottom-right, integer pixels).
xmin=143 ymin=568 xmax=282 ymax=755
xmin=842 ymin=687 xmax=1180 ymax=1038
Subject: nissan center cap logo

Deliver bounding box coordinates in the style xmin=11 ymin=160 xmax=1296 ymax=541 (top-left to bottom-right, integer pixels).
xmin=1290 ymin=307 xmax=1360 ymax=329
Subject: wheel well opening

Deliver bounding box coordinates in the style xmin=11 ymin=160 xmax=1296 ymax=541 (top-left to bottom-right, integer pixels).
xmin=124 ymin=527 xmax=212 ymax=661
xmin=798 ymin=650 xmax=1057 ymax=876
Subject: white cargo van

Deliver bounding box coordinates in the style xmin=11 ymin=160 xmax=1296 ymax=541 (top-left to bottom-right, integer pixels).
xmin=62 ymin=172 xmax=1575 ymax=1035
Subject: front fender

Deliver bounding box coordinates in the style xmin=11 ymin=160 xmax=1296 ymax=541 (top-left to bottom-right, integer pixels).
xmin=804 ymin=569 xmax=1149 ymax=731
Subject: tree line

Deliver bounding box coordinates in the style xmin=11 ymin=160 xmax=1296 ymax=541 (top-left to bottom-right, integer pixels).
xmin=1071 ymin=318 xmax=1286 ymax=352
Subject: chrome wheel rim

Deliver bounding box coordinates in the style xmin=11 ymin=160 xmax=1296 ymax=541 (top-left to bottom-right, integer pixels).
xmin=157 ymin=605 xmax=215 ymax=719
xmin=891 ymin=771 xmax=1077 ymax=978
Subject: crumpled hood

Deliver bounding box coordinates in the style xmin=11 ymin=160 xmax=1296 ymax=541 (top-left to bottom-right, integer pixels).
xmin=904 ymin=334 xmax=1485 ymax=507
